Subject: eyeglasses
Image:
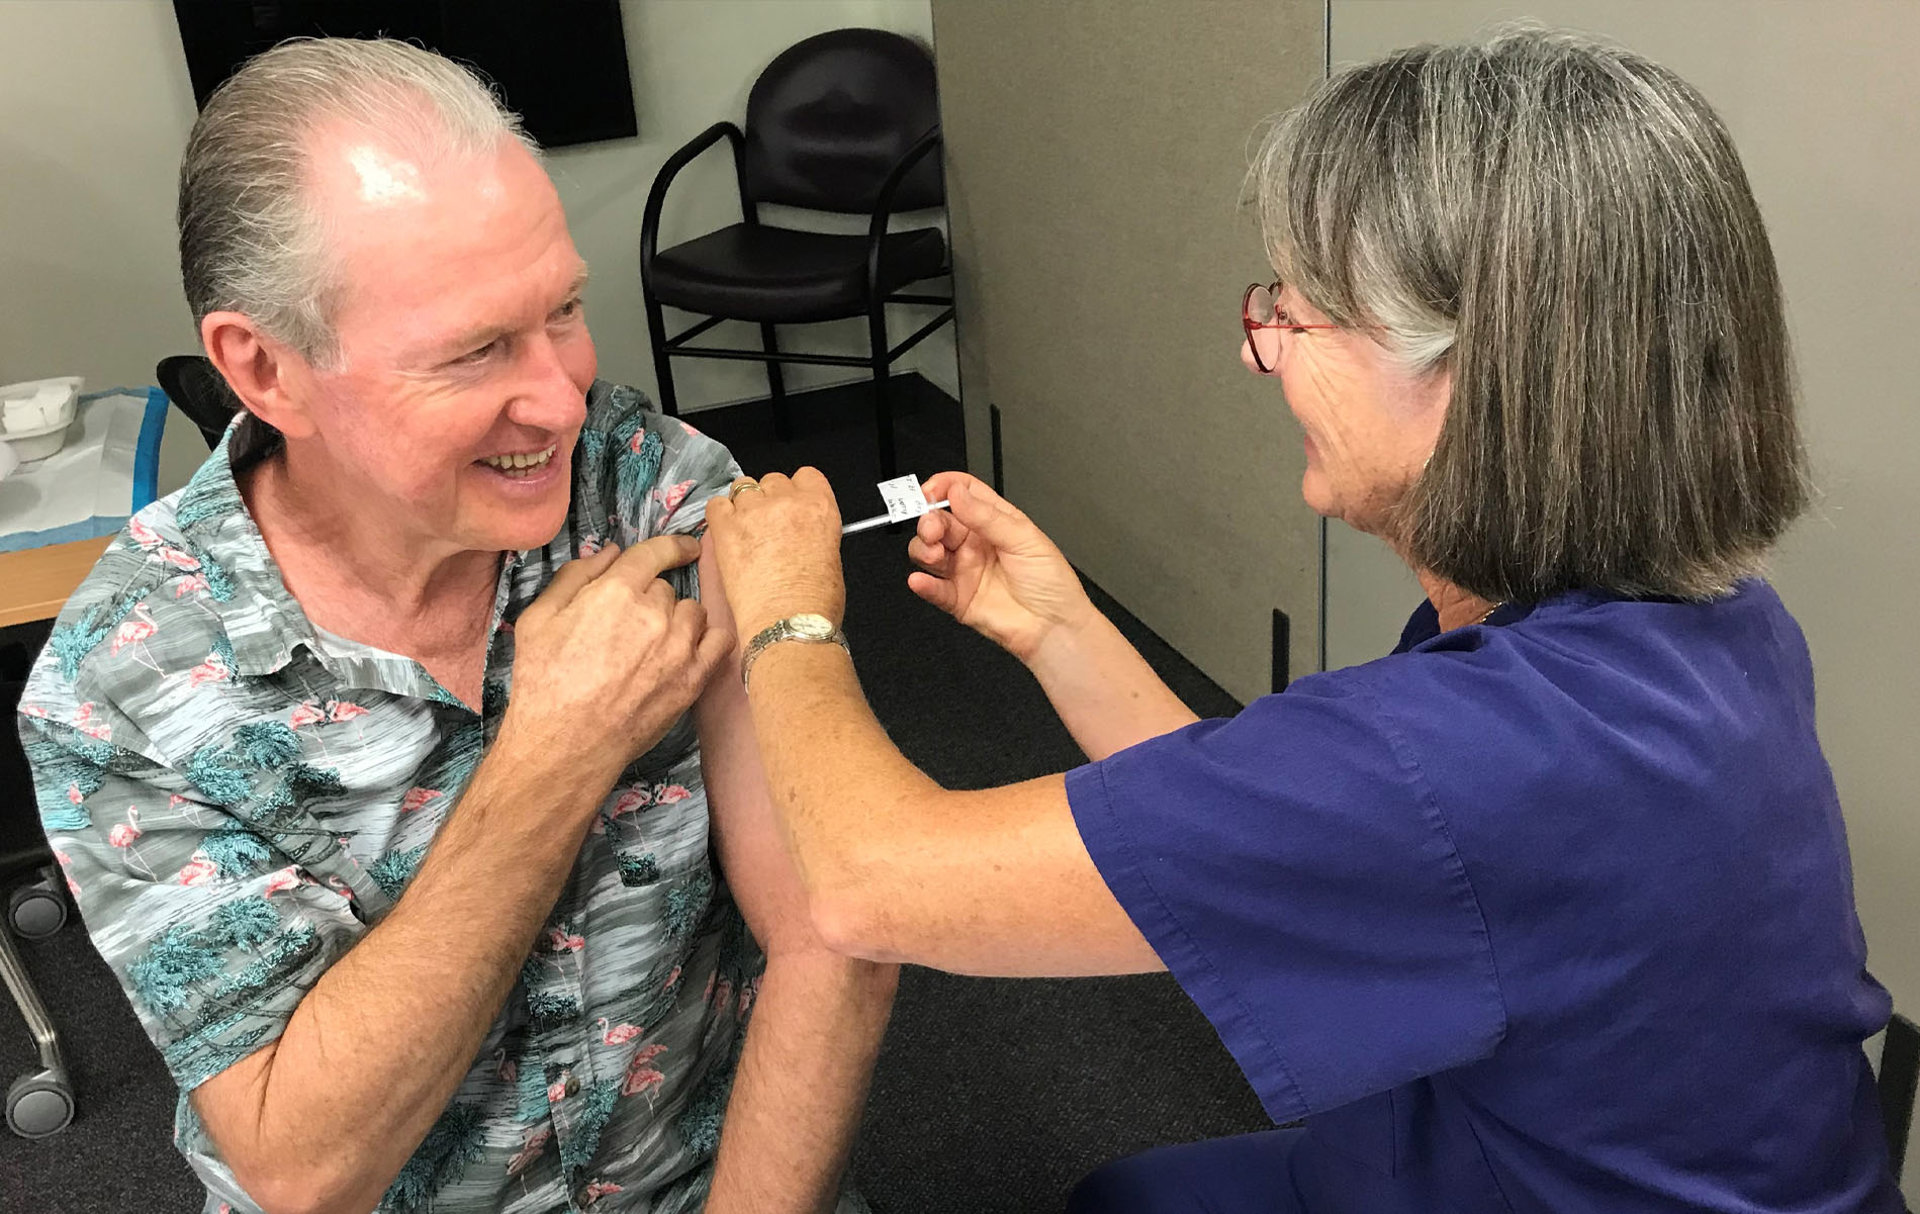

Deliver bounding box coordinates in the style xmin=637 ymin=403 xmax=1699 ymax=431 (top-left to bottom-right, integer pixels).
xmin=1243 ymin=281 xmax=1338 ymax=373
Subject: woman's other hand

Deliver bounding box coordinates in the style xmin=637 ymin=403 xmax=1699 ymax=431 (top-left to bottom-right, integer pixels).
xmin=704 ymin=468 xmax=847 ymax=643
xmin=909 ymin=473 xmax=1095 ymax=663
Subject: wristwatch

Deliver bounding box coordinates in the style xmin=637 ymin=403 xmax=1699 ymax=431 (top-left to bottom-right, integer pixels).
xmin=740 ymin=613 xmax=849 ymax=690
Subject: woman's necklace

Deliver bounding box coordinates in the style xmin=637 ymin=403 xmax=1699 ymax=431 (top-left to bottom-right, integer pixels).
xmin=1474 ymin=602 xmax=1505 ymax=626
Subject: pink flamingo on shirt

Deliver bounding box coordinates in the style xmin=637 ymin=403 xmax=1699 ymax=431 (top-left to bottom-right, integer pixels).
xmin=186 ymin=650 xmax=230 ymax=688
xmin=106 ymin=805 xmax=158 ymax=879
xmin=262 ymin=867 xmax=301 ymax=897
xmin=655 ymin=479 xmax=697 ymax=521
xmin=579 ymin=1180 xmax=624 ymax=1204
xmin=594 ymin=786 xmax=649 ymax=835
xmin=128 ymin=517 xmax=162 ymax=549
xmin=289 ymin=701 xmax=327 ymax=728
xmin=110 ymin=603 xmax=163 ymax=671
xmin=107 ymin=806 xmax=141 ymax=848
xmin=400 ymin=787 xmax=442 ymax=814
xmin=597 ymin=1017 xmax=642 ymax=1046
xmin=71 ymin=702 xmax=111 ymax=740
xmin=548 ymin=927 xmax=585 ymax=953
xmin=178 ymin=856 xmax=216 ymax=886
xmin=327 ymin=700 xmax=369 ymax=723
xmin=507 ymin=1127 xmax=550 ymax=1177
xmin=621 ymin=1044 xmax=668 ymax=1099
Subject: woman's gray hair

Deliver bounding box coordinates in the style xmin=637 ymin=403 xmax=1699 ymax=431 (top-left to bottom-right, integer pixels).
xmin=178 ymin=38 xmax=537 ymax=366
xmin=1251 ymin=26 xmax=1807 ymax=602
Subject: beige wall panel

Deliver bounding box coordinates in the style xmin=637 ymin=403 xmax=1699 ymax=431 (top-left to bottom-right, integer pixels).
xmin=931 ymin=0 xmax=1326 ymax=704
xmin=1329 ymin=0 xmax=1920 ymax=1190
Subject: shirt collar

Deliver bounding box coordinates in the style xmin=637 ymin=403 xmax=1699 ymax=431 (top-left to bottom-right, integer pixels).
xmin=173 ymin=416 xmax=529 ymax=701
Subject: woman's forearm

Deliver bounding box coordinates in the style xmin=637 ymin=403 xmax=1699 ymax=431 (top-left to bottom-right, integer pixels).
xmin=1026 ymin=612 xmax=1199 ymax=761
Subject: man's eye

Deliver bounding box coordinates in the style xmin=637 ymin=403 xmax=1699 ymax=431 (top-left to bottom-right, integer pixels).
xmin=552 ymin=298 xmax=583 ymax=321
xmin=453 ymin=340 xmax=499 ymax=365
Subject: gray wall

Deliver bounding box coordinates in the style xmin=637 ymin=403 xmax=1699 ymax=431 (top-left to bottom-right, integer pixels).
xmin=0 ymin=0 xmax=956 ymax=410
xmin=1326 ymin=0 xmax=1920 ymax=1192
xmin=930 ymin=0 xmax=1326 ymax=705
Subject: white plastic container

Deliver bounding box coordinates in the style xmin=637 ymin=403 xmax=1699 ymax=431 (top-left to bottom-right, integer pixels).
xmin=0 ymin=377 xmax=83 ymax=463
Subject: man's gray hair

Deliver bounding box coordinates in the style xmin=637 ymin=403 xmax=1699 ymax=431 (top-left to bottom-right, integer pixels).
xmin=179 ymin=38 xmax=537 ymax=365
xmin=1251 ymin=27 xmax=1807 ymax=602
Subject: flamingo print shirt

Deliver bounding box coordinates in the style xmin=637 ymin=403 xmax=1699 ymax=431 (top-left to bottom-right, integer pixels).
xmin=17 ymin=382 xmax=791 ymax=1214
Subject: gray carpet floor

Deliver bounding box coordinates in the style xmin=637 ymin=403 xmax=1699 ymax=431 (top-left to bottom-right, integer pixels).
xmin=0 ymin=375 xmax=1269 ymax=1212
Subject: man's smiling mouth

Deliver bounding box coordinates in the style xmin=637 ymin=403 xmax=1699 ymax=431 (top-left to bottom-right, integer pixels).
xmin=478 ymin=444 xmax=557 ymax=479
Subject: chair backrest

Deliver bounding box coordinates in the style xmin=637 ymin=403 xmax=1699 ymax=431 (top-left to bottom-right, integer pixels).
xmin=155 ymin=355 xmax=241 ymax=450
xmin=742 ymin=28 xmax=942 ymax=214
xmin=1882 ymin=1011 xmax=1917 ymax=1182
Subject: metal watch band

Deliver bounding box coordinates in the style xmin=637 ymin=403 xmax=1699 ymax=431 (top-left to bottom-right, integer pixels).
xmin=741 ymin=615 xmax=849 ymax=690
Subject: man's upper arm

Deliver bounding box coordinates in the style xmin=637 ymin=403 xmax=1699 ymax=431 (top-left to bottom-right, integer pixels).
xmin=691 ymin=540 xmax=815 ymax=953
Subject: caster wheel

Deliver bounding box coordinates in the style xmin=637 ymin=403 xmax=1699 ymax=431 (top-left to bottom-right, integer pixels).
xmin=8 ymin=881 xmax=67 ymax=939
xmin=6 ymin=1073 xmax=74 ymax=1138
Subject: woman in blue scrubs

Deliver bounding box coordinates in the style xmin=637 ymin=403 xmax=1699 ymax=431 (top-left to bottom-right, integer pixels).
xmin=703 ymin=28 xmax=1904 ymax=1213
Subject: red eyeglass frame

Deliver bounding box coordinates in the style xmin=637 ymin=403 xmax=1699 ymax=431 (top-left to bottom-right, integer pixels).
xmin=1243 ymin=281 xmax=1339 ymax=373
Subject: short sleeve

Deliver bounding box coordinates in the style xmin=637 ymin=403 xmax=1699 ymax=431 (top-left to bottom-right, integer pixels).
xmin=587 ymin=383 xmax=743 ymax=546
xmin=20 ymin=712 xmax=364 ymax=1092
xmin=1064 ymin=673 xmax=1507 ymax=1122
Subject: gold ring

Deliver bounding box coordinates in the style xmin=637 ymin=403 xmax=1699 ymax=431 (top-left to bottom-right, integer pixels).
xmin=728 ymin=479 xmax=763 ymax=500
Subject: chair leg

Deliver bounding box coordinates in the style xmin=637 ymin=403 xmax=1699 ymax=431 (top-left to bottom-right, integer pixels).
xmin=643 ymin=296 xmax=681 ymax=417
xmin=868 ymin=305 xmax=897 ymax=482
xmin=760 ymin=323 xmax=791 ymax=442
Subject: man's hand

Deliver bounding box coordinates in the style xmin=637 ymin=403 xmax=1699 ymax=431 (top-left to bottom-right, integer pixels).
xmin=502 ymin=535 xmax=732 ymax=794
xmin=908 ymin=472 xmax=1097 ymax=664
xmin=703 ymin=469 xmax=847 ymax=643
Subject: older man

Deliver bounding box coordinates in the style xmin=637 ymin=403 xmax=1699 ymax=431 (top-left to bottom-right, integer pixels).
xmin=17 ymin=38 xmax=893 ymax=1214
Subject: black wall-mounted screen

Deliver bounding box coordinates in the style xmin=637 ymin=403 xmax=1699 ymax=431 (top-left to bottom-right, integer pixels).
xmin=173 ymin=1 xmax=638 ymax=149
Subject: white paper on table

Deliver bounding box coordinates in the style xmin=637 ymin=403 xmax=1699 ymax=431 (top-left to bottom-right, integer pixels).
xmin=0 ymin=391 xmax=148 ymax=544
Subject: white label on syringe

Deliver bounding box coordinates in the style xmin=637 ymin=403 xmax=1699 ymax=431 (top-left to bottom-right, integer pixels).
xmin=876 ymin=474 xmax=932 ymax=523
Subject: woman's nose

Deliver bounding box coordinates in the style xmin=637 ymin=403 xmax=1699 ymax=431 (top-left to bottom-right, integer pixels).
xmin=1240 ymin=337 xmax=1267 ymax=375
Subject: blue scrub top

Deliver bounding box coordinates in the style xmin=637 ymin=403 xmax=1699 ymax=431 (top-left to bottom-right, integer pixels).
xmin=1066 ymin=582 xmax=1902 ymax=1213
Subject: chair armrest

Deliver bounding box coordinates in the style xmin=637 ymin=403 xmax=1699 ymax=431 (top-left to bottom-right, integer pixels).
xmin=642 ymin=121 xmax=747 ymax=276
xmin=866 ymin=126 xmax=945 ymax=300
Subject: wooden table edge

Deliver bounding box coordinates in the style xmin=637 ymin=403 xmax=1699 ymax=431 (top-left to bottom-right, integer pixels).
xmin=0 ymin=536 xmax=114 ymax=629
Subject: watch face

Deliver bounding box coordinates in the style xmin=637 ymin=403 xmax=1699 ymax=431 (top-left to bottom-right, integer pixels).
xmin=789 ymin=613 xmax=835 ymax=639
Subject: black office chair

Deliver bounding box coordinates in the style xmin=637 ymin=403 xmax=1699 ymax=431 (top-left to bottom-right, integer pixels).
xmin=1884 ymin=1011 xmax=1918 ymax=1191
xmin=640 ymin=28 xmax=954 ymax=481
xmin=155 ymin=354 xmax=243 ymax=449
xmin=2 ymin=620 xmax=74 ymax=1138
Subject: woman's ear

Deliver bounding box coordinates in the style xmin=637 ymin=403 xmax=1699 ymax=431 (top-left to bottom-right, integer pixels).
xmin=199 ymin=311 xmax=320 ymax=440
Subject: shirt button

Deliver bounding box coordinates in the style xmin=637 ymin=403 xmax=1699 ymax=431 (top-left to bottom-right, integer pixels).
xmin=564 ymin=1075 xmax=581 ymax=1097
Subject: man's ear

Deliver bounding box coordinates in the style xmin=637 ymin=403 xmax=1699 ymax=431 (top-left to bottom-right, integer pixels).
xmin=200 ymin=311 xmax=320 ymax=440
